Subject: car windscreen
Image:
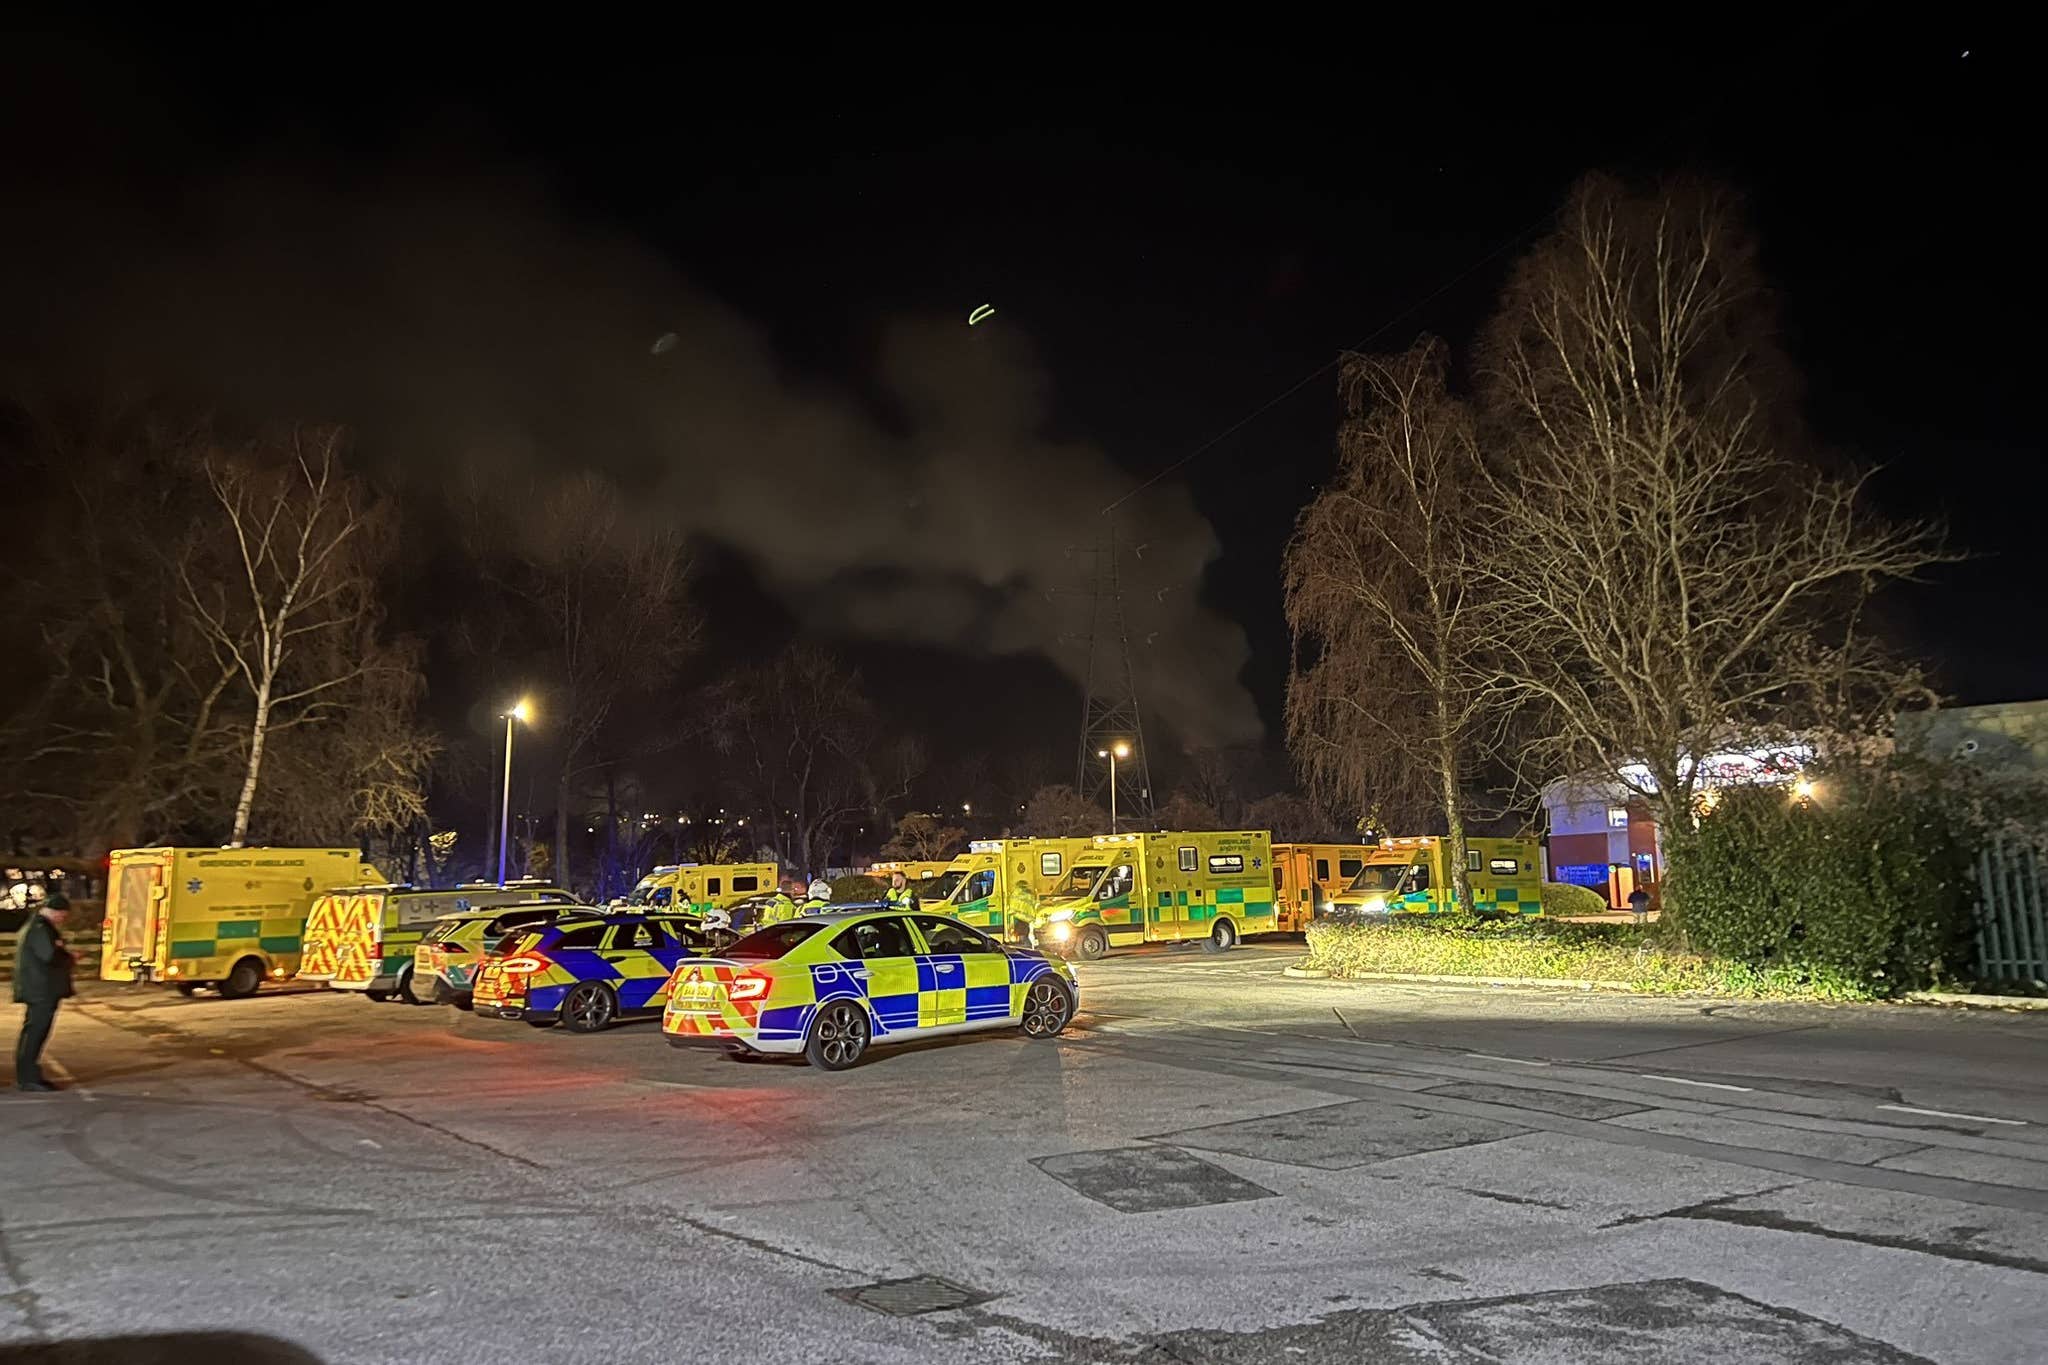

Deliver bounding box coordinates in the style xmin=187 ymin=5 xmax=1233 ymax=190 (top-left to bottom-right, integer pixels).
xmin=1345 ymin=864 xmax=1410 ymax=894
xmin=723 ymin=922 xmax=827 ymax=960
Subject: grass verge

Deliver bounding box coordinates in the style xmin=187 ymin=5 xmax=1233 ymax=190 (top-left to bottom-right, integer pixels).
xmin=1302 ymin=914 xmax=1884 ymax=1000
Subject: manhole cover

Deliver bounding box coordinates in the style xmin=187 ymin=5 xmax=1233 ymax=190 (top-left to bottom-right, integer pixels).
xmin=1032 ymin=1144 xmax=1276 ymax=1213
xmin=830 ymin=1275 xmax=993 ymax=1318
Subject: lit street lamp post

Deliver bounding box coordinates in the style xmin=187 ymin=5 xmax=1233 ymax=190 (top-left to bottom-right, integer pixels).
xmin=498 ymin=699 xmax=532 ymax=884
xmin=1097 ymin=740 xmax=1131 ymax=833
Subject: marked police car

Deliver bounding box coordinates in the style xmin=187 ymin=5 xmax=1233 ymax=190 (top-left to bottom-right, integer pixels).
xmin=660 ymin=908 xmax=1078 ymax=1070
xmin=472 ymin=911 xmax=710 ymax=1032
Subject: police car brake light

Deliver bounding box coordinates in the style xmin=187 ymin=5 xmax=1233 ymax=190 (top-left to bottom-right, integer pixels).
xmin=499 ymin=954 xmax=549 ymax=975
xmin=727 ymin=972 xmax=770 ymax=1000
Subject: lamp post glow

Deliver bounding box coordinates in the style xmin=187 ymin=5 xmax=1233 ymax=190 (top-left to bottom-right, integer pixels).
xmin=1097 ymin=741 xmax=1132 ymax=832
xmin=498 ymin=699 xmax=533 ymax=884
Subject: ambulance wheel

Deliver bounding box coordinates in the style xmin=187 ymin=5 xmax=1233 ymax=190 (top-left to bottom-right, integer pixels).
xmin=805 ymin=1001 xmax=870 ymax=1071
xmin=219 ymin=957 xmax=265 ymax=999
xmin=1075 ymin=927 xmax=1109 ymax=961
xmin=397 ymin=967 xmax=425 ymax=1005
xmin=561 ymin=982 xmax=618 ymax=1033
xmin=1206 ymin=918 xmax=1238 ymax=953
xmin=175 ymin=983 xmax=201 ymax=996
xmin=1020 ymin=979 xmax=1074 ymax=1039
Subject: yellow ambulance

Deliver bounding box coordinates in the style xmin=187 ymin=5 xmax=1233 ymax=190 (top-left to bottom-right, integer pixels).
xmin=622 ymin=863 xmax=777 ymax=915
xmin=1031 ymin=830 xmax=1276 ymax=959
xmin=1271 ymin=842 xmax=1374 ymax=932
xmin=297 ymin=880 xmax=576 ymax=1003
xmin=102 ymin=846 xmax=384 ymax=997
xmin=1324 ymin=835 xmax=1543 ymax=916
xmin=930 ymin=838 xmax=1108 ymax=941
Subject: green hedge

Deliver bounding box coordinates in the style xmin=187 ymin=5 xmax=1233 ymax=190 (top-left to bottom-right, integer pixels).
xmin=1668 ymin=773 xmax=1978 ymax=994
xmin=1302 ymin=914 xmax=1880 ymax=999
xmin=1540 ymin=882 xmax=1610 ymax=917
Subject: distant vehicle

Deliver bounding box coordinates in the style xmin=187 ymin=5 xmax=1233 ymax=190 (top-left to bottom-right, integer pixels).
xmin=412 ymin=902 xmax=582 ymax=1009
xmin=101 ymin=847 xmax=383 ymax=997
xmin=622 ymin=862 xmax=777 ymax=916
xmin=1271 ymin=843 xmax=1374 ymax=932
xmin=662 ymin=909 xmax=1076 ymax=1070
xmin=298 ymin=880 xmax=575 ymax=1002
xmin=927 ymin=838 xmax=1109 ymax=941
xmin=1030 ymin=831 xmax=1277 ymax=959
xmin=472 ymin=911 xmax=711 ymax=1031
xmin=1323 ymin=836 xmax=1543 ymax=917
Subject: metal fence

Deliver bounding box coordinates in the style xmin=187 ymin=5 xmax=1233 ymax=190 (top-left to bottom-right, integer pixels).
xmin=1976 ymin=834 xmax=2048 ymax=985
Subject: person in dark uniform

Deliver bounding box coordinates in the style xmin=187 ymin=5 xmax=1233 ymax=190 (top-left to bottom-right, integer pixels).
xmin=13 ymin=887 xmax=75 ymax=1092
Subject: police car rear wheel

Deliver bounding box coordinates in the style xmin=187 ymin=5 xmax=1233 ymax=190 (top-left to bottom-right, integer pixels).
xmin=806 ymin=1002 xmax=870 ymax=1071
xmin=397 ymin=967 xmax=425 ymax=1005
xmin=1075 ymin=927 xmax=1109 ymax=961
xmin=561 ymin=982 xmax=617 ymax=1033
xmin=1020 ymin=979 xmax=1073 ymax=1039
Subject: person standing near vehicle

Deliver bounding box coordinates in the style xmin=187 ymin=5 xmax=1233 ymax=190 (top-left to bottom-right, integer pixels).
xmin=884 ymin=870 xmax=918 ymax=912
xmin=801 ymin=878 xmax=833 ymax=915
xmin=13 ymin=888 xmax=75 ymax=1092
xmin=759 ymin=878 xmax=803 ymax=926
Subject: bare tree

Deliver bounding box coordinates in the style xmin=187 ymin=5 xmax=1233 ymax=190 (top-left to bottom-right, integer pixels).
xmin=0 ymin=404 xmax=244 ymax=848
xmin=1284 ymin=339 xmax=1506 ymax=912
xmin=1019 ymin=784 xmax=1106 ymax=838
xmin=714 ymin=647 xmax=879 ymax=876
xmin=1477 ymin=176 xmax=1949 ymax=834
xmin=1242 ymin=792 xmax=1352 ymax=844
xmin=473 ymin=472 xmax=697 ymax=888
xmin=1155 ymin=791 xmax=1221 ymax=831
xmin=180 ymin=427 xmax=393 ymax=846
xmin=879 ymin=812 xmax=967 ymax=862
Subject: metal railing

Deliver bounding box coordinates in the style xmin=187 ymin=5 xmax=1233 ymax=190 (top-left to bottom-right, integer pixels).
xmin=1976 ymin=834 xmax=2048 ymax=986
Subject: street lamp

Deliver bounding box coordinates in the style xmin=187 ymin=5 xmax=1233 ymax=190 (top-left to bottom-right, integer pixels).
xmin=1097 ymin=740 xmax=1132 ymax=832
xmin=498 ymin=699 xmax=533 ymax=884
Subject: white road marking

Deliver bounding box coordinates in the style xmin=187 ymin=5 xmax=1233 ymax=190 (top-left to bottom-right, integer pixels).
xmin=1876 ymin=1103 xmax=2026 ymax=1127
xmin=1469 ymin=1053 xmax=1550 ymax=1067
xmin=1640 ymin=1074 xmax=1753 ymax=1093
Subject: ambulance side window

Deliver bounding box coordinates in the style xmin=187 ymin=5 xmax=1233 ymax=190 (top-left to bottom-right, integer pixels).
xmin=1339 ymin=858 xmax=1363 ymax=880
xmin=731 ymin=875 xmax=759 ymax=893
xmin=706 ymin=878 xmax=722 ymax=896
xmin=1315 ymin=859 xmax=1330 ymax=881
xmin=1178 ymin=846 xmax=1198 ymax=872
xmin=966 ymin=870 xmax=996 ymax=900
xmin=1103 ymin=865 xmax=1134 ymax=899
xmin=1039 ymin=853 xmax=1063 ymax=876
xmin=650 ymin=887 xmax=672 ymax=908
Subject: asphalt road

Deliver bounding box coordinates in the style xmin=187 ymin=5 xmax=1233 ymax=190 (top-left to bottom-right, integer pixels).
xmin=6 ymin=942 xmax=2048 ymax=1363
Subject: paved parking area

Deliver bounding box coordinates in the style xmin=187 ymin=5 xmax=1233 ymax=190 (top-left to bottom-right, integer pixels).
xmin=5 ymin=943 xmax=2046 ymax=1362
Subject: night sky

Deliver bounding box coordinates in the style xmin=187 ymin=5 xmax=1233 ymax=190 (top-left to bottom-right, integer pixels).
xmin=4 ymin=19 xmax=2036 ymax=800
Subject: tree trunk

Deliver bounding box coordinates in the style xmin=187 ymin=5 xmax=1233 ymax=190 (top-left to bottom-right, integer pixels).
xmin=228 ymin=677 xmax=273 ymax=847
xmin=1438 ymin=727 xmax=1473 ymax=915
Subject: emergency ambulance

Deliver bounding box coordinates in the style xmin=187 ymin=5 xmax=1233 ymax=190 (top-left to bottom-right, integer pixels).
xmin=930 ymin=838 xmax=1107 ymax=941
xmin=1324 ymin=835 xmax=1542 ymax=916
xmin=623 ymin=863 xmax=777 ymax=915
xmin=1032 ymin=830 xmax=1276 ymax=959
xmin=297 ymin=880 xmax=574 ymax=1003
xmin=101 ymin=846 xmax=383 ymax=997
xmin=1271 ymin=843 xmax=1374 ymax=933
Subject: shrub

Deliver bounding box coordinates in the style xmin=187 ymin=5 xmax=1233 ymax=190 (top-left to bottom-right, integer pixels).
xmin=830 ymin=873 xmax=886 ymax=903
xmin=1668 ymin=767 xmax=1978 ymax=994
xmin=1301 ymin=913 xmax=1878 ymax=999
xmin=1540 ymin=882 xmax=1610 ymax=918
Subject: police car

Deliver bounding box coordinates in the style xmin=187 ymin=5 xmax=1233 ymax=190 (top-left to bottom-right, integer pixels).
xmin=472 ymin=911 xmax=710 ymax=1031
xmin=660 ymin=908 xmax=1078 ymax=1070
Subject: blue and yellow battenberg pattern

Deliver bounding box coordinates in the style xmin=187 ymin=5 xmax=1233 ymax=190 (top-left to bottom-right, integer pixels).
xmin=473 ymin=916 xmax=704 ymax=1020
xmin=663 ymin=915 xmax=1075 ymax=1055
